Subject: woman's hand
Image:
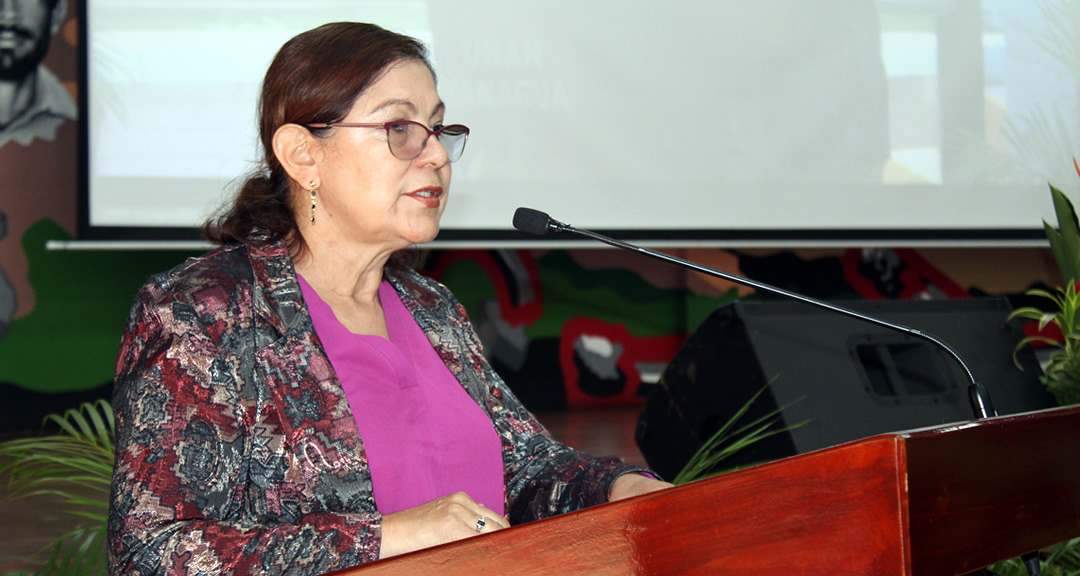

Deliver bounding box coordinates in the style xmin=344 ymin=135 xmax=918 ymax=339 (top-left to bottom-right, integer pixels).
xmin=379 ymin=492 xmax=509 ymax=559
xmin=609 ymin=473 xmax=674 ymax=502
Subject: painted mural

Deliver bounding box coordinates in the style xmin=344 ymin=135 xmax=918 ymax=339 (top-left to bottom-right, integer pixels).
xmin=0 ymin=0 xmax=93 ymax=430
xmin=3 ymin=211 xmax=1042 ymax=432
xmin=0 ymin=0 xmax=79 ymax=326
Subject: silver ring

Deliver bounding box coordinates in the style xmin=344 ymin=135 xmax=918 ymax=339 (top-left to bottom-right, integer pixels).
xmin=475 ymin=516 xmax=487 ymax=533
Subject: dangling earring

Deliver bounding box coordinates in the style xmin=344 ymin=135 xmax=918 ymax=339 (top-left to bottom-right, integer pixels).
xmin=308 ymin=180 xmax=319 ymax=224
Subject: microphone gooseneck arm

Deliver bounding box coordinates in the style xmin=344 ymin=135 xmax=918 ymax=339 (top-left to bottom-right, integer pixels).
xmin=520 ymin=208 xmax=997 ymax=420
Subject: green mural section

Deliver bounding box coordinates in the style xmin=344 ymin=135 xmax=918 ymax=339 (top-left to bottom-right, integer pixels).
xmin=437 ymin=249 xmax=742 ymax=339
xmin=0 ymin=219 xmax=198 ymax=393
xmin=536 ymin=250 xmax=741 ymax=337
xmin=433 ymin=257 xmax=498 ymax=320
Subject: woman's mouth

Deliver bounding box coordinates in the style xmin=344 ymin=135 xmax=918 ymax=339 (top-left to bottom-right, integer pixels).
xmin=408 ymin=187 xmax=443 ymax=208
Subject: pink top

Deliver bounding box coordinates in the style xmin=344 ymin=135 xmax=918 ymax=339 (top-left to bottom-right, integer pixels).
xmin=298 ymin=275 xmax=505 ymax=516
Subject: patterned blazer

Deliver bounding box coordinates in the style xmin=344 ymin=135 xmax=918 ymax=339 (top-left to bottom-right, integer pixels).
xmin=108 ymin=241 xmax=645 ymax=575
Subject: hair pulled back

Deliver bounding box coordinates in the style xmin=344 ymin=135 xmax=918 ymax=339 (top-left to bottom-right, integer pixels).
xmin=203 ymin=22 xmax=432 ymax=250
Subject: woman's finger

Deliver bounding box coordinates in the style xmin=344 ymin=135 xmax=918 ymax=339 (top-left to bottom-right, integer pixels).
xmin=471 ymin=511 xmax=509 ymax=533
xmin=460 ymin=500 xmax=509 ymax=534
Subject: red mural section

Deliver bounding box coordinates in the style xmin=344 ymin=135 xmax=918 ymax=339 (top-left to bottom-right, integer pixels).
xmin=841 ymin=248 xmax=970 ymax=300
xmin=558 ymin=317 xmax=686 ymax=409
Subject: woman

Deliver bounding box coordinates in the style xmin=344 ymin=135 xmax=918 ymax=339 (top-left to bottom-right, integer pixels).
xmin=108 ymin=22 xmax=669 ymax=575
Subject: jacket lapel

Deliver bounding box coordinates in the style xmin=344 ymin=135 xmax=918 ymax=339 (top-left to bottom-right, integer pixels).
xmin=386 ymin=269 xmax=489 ymax=405
xmin=247 ymin=242 xmax=377 ymax=514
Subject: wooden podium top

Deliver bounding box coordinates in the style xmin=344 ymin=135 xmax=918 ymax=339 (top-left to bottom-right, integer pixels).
xmin=332 ymin=405 xmax=1080 ymax=576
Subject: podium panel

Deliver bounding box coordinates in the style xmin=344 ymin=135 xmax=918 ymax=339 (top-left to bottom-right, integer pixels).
xmin=335 ymin=406 xmax=1080 ymax=576
xmin=635 ymin=297 xmax=1056 ymax=479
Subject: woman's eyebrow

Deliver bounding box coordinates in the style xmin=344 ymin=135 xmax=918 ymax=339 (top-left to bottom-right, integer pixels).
xmin=370 ymin=99 xmax=445 ymax=119
xmin=369 ymin=99 xmax=416 ymax=115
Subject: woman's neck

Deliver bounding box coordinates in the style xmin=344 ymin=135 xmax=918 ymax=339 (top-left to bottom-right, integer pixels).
xmin=292 ymin=227 xmax=398 ymax=302
xmin=292 ymin=235 xmax=397 ymax=337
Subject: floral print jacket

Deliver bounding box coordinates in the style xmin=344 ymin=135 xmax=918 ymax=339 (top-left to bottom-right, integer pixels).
xmin=108 ymin=241 xmax=645 ymax=575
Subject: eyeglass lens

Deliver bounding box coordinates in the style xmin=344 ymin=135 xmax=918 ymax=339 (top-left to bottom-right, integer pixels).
xmin=387 ymin=122 xmax=469 ymax=163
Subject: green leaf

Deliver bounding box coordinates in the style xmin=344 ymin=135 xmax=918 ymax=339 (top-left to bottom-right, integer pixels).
xmin=1008 ymin=307 xmax=1052 ymax=322
xmin=1047 ymin=220 xmax=1070 ymax=282
xmin=1048 ymin=184 xmax=1080 ymax=284
xmin=672 ymin=380 xmax=808 ymax=485
xmin=1027 ymin=287 xmax=1063 ymax=301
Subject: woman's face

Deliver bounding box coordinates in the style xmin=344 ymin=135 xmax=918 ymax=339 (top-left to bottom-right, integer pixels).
xmin=312 ymin=59 xmax=451 ymax=251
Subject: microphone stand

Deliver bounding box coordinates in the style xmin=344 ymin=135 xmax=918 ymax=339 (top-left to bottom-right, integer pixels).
xmin=542 ymin=217 xmax=998 ymax=421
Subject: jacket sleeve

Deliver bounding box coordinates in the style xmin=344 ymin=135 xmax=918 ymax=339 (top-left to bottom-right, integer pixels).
xmin=494 ymin=372 xmax=648 ymax=524
xmin=429 ymin=281 xmax=654 ymax=523
xmin=108 ymin=284 xmax=381 ymax=575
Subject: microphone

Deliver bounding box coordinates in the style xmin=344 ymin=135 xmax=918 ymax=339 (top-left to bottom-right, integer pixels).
xmin=512 ymin=207 xmax=998 ymax=420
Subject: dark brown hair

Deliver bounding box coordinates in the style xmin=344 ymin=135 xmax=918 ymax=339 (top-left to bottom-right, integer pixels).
xmin=202 ymin=22 xmax=433 ymax=253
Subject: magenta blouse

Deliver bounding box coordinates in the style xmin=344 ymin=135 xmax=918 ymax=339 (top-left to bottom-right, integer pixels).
xmin=298 ymin=275 xmax=505 ymax=516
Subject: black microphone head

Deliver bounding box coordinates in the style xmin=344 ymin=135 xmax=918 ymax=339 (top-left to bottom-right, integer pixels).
xmin=513 ymin=207 xmax=551 ymax=235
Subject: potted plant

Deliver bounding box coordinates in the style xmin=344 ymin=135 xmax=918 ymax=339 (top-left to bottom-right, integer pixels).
xmin=1008 ymin=168 xmax=1080 ymax=406
xmin=995 ymin=165 xmax=1080 ymax=575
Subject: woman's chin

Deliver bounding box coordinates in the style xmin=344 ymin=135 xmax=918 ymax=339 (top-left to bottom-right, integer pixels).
xmin=405 ymin=224 xmax=441 ymax=246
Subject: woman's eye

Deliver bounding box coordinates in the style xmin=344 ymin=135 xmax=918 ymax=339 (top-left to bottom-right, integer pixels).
xmin=387 ymin=122 xmax=411 ymax=134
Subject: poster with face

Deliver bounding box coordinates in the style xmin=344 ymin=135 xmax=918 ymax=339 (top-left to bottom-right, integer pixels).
xmin=0 ymin=0 xmax=78 ymax=337
xmin=0 ymin=0 xmax=76 ymax=148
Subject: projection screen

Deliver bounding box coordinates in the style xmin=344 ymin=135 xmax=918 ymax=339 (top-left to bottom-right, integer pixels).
xmin=79 ymin=0 xmax=1080 ymax=245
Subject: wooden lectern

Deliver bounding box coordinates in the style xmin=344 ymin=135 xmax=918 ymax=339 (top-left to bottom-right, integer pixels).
xmin=332 ymin=405 xmax=1080 ymax=576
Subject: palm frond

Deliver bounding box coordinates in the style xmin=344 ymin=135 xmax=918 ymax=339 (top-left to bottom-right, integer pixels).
xmin=0 ymin=401 xmax=115 ymax=576
xmin=672 ymin=381 xmax=808 ymax=485
xmin=35 ymin=525 xmax=108 ymax=576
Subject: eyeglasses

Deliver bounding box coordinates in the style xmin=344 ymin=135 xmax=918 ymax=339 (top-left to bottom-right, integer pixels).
xmin=306 ymin=120 xmax=470 ymax=163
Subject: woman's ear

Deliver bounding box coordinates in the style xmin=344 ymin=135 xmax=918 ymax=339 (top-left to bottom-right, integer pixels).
xmin=272 ymin=124 xmax=319 ymax=186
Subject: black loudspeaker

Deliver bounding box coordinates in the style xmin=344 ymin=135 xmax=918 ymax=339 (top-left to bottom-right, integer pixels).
xmin=635 ymin=297 xmax=1056 ymax=480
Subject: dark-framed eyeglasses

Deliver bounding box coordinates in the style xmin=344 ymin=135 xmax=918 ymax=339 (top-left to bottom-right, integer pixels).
xmin=305 ymin=120 xmax=470 ymax=163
